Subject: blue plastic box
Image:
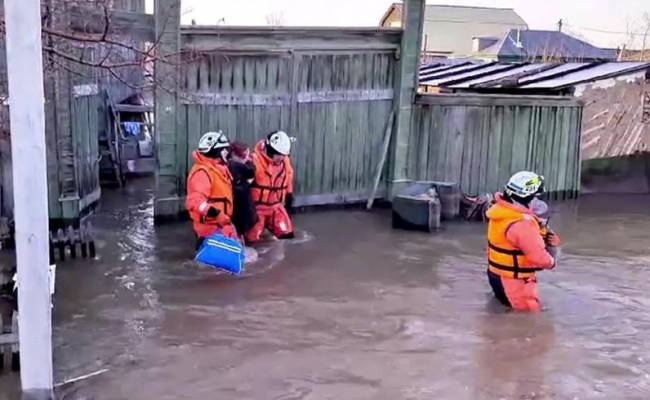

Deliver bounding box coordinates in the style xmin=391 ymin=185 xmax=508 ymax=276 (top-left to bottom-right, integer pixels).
xmin=195 ymin=234 xmax=245 ymax=275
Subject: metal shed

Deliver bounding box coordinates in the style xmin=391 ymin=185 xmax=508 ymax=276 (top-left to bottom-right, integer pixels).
xmin=419 ymin=61 xmax=650 ymax=162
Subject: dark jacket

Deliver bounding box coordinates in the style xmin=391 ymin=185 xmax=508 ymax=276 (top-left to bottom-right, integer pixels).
xmin=228 ymin=160 xmax=258 ymax=234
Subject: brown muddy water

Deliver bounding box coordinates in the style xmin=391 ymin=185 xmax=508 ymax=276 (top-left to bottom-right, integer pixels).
xmin=2 ymin=180 xmax=650 ymax=400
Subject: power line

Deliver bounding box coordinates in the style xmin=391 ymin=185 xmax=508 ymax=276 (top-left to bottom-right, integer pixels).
xmin=564 ymin=23 xmax=650 ymax=37
xmin=416 ymin=19 xmax=648 ymax=37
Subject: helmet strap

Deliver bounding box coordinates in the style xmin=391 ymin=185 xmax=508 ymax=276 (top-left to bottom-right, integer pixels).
xmin=265 ymin=141 xmax=280 ymax=158
xmin=203 ymin=148 xmax=221 ymax=159
xmin=503 ymin=191 xmax=534 ymax=208
xmin=220 ymin=148 xmax=230 ymax=163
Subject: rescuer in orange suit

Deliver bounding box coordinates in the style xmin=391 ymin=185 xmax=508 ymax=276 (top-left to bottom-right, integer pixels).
xmin=246 ymin=131 xmax=296 ymax=243
xmin=485 ymin=171 xmax=561 ymax=312
xmin=186 ymin=131 xmax=238 ymax=248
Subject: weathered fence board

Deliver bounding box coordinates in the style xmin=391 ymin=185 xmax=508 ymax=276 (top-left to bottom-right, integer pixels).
xmin=72 ymin=94 xmax=101 ymax=210
xmin=408 ymin=94 xmax=583 ymax=198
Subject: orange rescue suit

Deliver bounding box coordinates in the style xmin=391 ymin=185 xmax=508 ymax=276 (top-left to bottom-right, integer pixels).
xmin=250 ymin=140 xmax=294 ymax=206
xmin=487 ymin=197 xmax=550 ymax=279
xmin=186 ymin=151 xmax=234 ymax=238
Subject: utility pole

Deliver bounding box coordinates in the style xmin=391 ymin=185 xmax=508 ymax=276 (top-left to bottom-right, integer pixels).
xmin=390 ymin=0 xmax=425 ymax=197
xmin=154 ymin=0 xmax=181 ymax=222
xmin=3 ymin=0 xmax=54 ymax=398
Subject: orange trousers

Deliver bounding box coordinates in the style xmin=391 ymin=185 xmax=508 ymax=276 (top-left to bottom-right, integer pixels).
xmin=245 ymin=204 xmax=294 ymax=243
xmin=487 ymin=270 xmax=541 ymax=312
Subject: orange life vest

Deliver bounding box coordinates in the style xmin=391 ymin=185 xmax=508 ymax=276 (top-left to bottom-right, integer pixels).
xmin=251 ymin=141 xmax=294 ymax=206
xmin=487 ymin=202 xmax=545 ymax=279
xmin=187 ymin=158 xmax=234 ymax=229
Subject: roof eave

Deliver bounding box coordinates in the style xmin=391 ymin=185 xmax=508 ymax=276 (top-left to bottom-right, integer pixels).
xmin=379 ymin=3 xmax=402 ymax=26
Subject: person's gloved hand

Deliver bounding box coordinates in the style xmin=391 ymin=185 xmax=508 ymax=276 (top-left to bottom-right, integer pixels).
xmin=285 ymin=193 xmax=294 ymax=214
xmin=216 ymin=213 xmax=231 ymax=227
xmin=206 ymin=206 xmax=231 ymax=227
xmin=206 ymin=206 xmax=219 ymax=218
xmin=545 ymin=231 xmax=561 ymax=247
xmin=546 ymin=245 xmax=561 ymax=269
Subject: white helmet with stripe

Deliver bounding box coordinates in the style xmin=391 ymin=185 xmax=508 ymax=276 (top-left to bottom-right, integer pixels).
xmin=198 ymin=131 xmax=230 ymax=154
xmin=505 ymin=171 xmax=545 ymax=198
xmin=266 ymin=130 xmax=295 ymax=156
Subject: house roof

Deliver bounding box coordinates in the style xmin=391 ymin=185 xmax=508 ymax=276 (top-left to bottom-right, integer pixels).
xmin=423 ymin=4 xmax=526 ymax=25
xmin=423 ymin=5 xmax=527 ymax=56
xmin=379 ymin=3 xmax=528 ymax=56
xmin=379 ymin=3 xmax=402 ymax=26
xmin=479 ymin=29 xmax=617 ymax=61
xmin=419 ymin=61 xmax=650 ymax=92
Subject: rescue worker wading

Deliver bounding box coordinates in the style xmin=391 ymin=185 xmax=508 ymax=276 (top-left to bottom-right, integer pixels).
xmin=246 ymin=131 xmax=295 ymax=243
xmin=485 ymin=171 xmax=561 ymax=312
xmin=186 ymin=131 xmax=238 ymax=247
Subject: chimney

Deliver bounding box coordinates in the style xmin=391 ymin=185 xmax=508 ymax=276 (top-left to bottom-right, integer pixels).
xmin=515 ymin=29 xmax=523 ymax=48
xmin=618 ymin=44 xmax=626 ymax=61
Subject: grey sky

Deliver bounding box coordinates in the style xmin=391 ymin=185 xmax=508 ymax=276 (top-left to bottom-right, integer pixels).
xmin=146 ymin=1 xmax=650 ymax=49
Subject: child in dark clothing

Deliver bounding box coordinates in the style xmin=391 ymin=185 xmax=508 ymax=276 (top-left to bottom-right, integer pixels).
xmin=228 ymin=142 xmax=258 ymax=240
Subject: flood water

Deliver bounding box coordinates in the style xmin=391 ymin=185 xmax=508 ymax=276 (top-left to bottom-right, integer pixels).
xmin=2 ymin=180 xmax=650 ymax=399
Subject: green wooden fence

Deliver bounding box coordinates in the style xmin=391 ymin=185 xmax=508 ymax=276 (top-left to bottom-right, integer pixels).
xmin=154 ymin=26 xmax=583 ymax=218
xmin=407 ymin=94 xmax=583 ymax=198
xmin=0 ymin=92 xmax=103 ymax=223
xmin=69 ymin=93 xmax=102 ymax=217
xmin=173 ymin=29 xmax=401 ymax=207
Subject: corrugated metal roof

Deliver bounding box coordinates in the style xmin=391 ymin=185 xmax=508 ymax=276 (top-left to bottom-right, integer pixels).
xmin=421 ymin=63 xmax=519 ymax=86
xmin=420 ymin=62 xmax=487 ymax=82
xmin=448 ymin=64 xmax=547 ymax=88
xmin=481 ymin=30 xmax=617 ymax=61
xmin=520 ymin=62 xmax=650 ymax=89
xmin=419 ymin=61 xmax=650 ymax=92
xmin=420 ymin=63 xmax=470 ymax=77
xmin=518 ymin=63 xmax=591 ymax=83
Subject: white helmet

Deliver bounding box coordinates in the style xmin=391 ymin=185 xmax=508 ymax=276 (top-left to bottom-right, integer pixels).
xmin=505 ymin=171 xmax=545 ymax=198
xmin=266 ymin=130 xmax=294 ymax=156
xmin=198 ymin=131 xmax=230 ymax=154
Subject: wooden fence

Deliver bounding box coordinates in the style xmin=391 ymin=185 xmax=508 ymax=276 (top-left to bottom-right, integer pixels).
xmin=70 ymin=93 xmax=102 ymax=214
xmin=0 ymin=1 xmax=145 ymax=225
xmin=153 ymin=25 xmax=584 ymax=217
xmin=407 ymin=94 xmax=583 ymax=198
xmin=172 ymin=28 xmax=401 ymax=207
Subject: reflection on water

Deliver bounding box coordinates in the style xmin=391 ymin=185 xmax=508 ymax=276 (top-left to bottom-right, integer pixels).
xmin=2 ymin=182 xmax=650 ymax=399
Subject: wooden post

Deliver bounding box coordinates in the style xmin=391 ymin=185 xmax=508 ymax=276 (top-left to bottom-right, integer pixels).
xmin=390 ymin=0 xmax=425 ymax=198
xmin=154 ymin=0 xmax=182 ymax=222
xmin=3 ymin=0 xmax=54 ymax=397
xmin=51 ymin=1 xmax=79 ymax=222
xmin=367 ymin=110 xmax=395 ymax=210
